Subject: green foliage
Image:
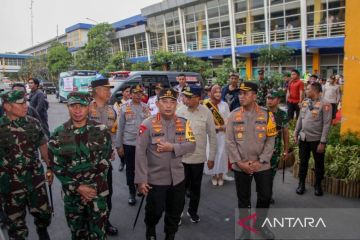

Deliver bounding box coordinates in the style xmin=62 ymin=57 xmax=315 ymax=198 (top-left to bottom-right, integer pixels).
xmin=257 ymin=45 xmax=295 ymax=69
xmin=107 ymin=51 xmax=132 ymax=71
xmin=213 ymin=58 xmax=244 ymax=86
xmin=18 ymin=55 xmax=50 ymax=81
xmin=85 ymin=23 xmax=113 ymax=71
xmin=326 ymin=124 xmax=341 ymax=146
xmin=325 ymin=144 xmax=360 ymax=181
xmin=73 ymin=49 xmax=90 ymax=70
xmin=4 ymin=72 xmax=19 ymax=81
xmin=47 ymin=42 xmax=73 ymax=81
xmin=131 ymin=62 xmax=151 ymax=71
xmin=150 ymin=51 xmax=213 ymax=83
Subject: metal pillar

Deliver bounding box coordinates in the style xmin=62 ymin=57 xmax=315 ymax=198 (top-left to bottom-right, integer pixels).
xmin=228 ymin=0 xmax=236 ymax=70
xmin=300 ymin=0 xmax=307 ymax=75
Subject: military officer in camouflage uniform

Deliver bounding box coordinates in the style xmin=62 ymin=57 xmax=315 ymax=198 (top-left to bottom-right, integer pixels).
xmin=266 ymin=90 xmax=289 ymax=204
xmin=116 ymin=84 xmax=150 ymax=205
xmin=226 ymin=82 xmax=277 ymax=240
xmin=256 ymin=69 xmax=273 ymax=106
xmin=49 ymin=92 xmax=112 ymax=240
xmin=295 ymin=82 xmax=332 ymax=196
xmin=0 ymin=90 xmax=52 ymax=240
xmin=88 ymin=76 xmax=118 ymax=236
xmin=135 ymin=88 xmax=196 ymax=240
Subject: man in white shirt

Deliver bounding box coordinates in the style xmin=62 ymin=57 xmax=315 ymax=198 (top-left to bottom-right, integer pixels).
xmin=176 ymin=85 xmax=217 ymax=224
xmin=147 ymin=83 xmax=163 ymax=115
xmin=323 ymin=75 xmax=341 ymax=119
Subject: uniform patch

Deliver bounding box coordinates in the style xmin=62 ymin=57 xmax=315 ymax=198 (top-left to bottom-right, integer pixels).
xmin=139 ymin=124 xmax=147 ymax=135
xmin=324 ymin=104 xmax=330 ymax=112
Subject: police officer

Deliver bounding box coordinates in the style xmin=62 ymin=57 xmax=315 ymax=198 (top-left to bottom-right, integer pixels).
xmin=135 ymin=88 xmax=196 ymax=240
xmin=49 ymin=92 xmax=112 ymax=240
xmin=88 ymin=76 xmax=118 ymax=236
xmin=226 ymin=82 xmax=276 ymax=240
xmin=0 ymin=90 xmax=52 ymax=240
xmin=266 ymin=90 xmax=289 ymax=204
xmin=148 ymin=83 xmax=163 ymax=115
xmin=116 ymin=85 xmax=150 ymax=205
xmin=295 ymin=82 xmax=332 ymax=196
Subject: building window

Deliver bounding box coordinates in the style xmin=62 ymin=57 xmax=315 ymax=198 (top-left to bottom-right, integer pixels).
xmin=207 ymin=0 xmax=230 ymax=49
xmin=184 ymin=3 xmax=207 ymax=51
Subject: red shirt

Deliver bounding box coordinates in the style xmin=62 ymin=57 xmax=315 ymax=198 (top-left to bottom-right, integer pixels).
xmin=288 ymin=79 xmax=304 ymax=103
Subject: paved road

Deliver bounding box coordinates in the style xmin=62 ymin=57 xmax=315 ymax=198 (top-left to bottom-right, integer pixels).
xmin=3 ymin=95 xmax=360 ymax=240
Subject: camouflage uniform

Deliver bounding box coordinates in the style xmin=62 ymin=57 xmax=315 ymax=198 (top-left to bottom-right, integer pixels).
xmin=49 ymin=92 xmax=112 ymax=240
xmin=0 ymin=90 xmax=51 ymax=239
xmin=270 ymin=108 xmax=289 ymax=175
xmin=256 ymin=79 xmax=273 ymax=107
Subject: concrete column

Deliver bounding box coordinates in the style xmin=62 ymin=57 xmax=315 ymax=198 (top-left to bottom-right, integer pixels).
xmin=145 ymin=31 xmax=152 ymax=64
xmin=312 ymin=50 xmax=320 ymax=75
xmin=300 ymin=0 xmax=307 ymax=75
xmin=204 ymin=3 xmax=210 ymax=49
xmin=264 ymin=0 xmax=269 ymax=44
xmin=246 ymin=0 xmax=252 ymax=44
xmin=228 ymin=0 xmax=236 ymax=70
xmin=163 ymin=16 xmax=168 ymax=51
xmin=178 ymin=7 xmax=186 ymax=53
xmin=342 ymin=0 xmax=360 ymax=134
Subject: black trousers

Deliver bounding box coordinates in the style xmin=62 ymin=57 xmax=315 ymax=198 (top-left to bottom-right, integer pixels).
xmin=145 ymin=181 xmax=185 ymax=235
xmin=234 ymin=169 xmax=272 ymax=209
xmin=183 ymin=163 xmax=204 ymax=215
xmin=287 ymin=102 xmax=300 ymax=121
xmin=123 ymin=144 xmax=136 ymax=194
xmin=331 ymin=103 xmax=337 ymax=119
xmin=299 ymin=140 xmax=325 ymax=183
xmin=107 ymin=165 xmax=113 ymax=221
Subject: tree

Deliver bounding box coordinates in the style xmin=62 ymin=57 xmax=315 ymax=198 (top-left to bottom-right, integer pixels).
xmin=131 ymin=61 xmax=151 ymax=71
xmin=213 ymin=58 xmax=244 ymax=86
xmin=85 ymin=23 xmax=113 ymax=71
xmin=151 ymin=51 xmax=173 ymax=71
xmin=47 ymin=42 xmax=73 ymax=81
xmin=73 ymin=48 xmax=90 ymax=70
xmin=18 ymin=56 xmax=50 ymax=81
xmin=105 ymin=51 xmax=132 ymax=71
xmin=257 ymin=45 xmax=295 ymax=73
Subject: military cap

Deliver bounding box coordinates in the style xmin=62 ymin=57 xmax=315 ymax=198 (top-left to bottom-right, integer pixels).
xmin=154 ymin=83 xmax=163 ymax=90
xmin=158 ymin=88 xmax=178 ymax=100
xmin=91 ymin=75 xmax=114 ymax=88
xmin=67 ymin=91 xmax=91 ymax=106
xmin=0 ymin=90 xmax=27 ymax=104
xmin=266 ymin=89 xmax=283 ymax=98
xmin=131 ymin=84 xmax=144 ymax=93
xmin=182 ymin=85 xmax=202 ymax=97
xmin=239 ymin=82 xmax=258 ymax=93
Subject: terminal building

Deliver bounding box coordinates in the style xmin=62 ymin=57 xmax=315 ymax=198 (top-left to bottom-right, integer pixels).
xmin=18 ymin=0 xmax=345 ymax=79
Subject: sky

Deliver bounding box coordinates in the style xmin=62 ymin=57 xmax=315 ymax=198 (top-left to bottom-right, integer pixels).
xmin=0 ymin=0 xmax=161 ymax=53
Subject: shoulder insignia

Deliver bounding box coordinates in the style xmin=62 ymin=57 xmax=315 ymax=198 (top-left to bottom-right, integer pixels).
xmin=139 ymin=124 xmax=148 ymax=136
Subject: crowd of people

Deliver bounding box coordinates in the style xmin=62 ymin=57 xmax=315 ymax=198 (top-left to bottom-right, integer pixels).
xmin=0 ymin=69 xmax=343 ymax=240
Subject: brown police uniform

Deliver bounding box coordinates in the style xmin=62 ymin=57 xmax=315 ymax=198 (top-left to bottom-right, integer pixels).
xmin=135 ymin=89 xmax=196 ymax=239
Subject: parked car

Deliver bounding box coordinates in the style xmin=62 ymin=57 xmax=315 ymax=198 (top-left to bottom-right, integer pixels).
xmin=109 ymin=71 xmax=204 ymax=104
xmin=41 ymin=81 xmax=57 ymax=94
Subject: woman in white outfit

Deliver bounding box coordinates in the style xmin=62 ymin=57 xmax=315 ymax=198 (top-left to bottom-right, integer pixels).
xmin=204 ymin=85 xmax=230 ymax=186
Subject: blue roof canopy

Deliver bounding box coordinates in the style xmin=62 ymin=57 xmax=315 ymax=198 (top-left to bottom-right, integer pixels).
xmin=112 ymin=14 xmax=146 ymax=31
xmin=66 ymin=23 xmax=94 ymax=33
xmin=0 ymin=54 xmax=32 ymax=59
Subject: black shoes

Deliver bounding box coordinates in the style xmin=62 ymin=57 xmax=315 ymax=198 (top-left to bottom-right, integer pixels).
xmin=165 ymin=233 xmax=175 ymax=240
xmin=146 ymin=226 xmax=156 ymax=240
xmin=296 ymin=181 xmax=305 ymax=195
xmin=37 ymin=227 xmax=50 ymax=240
xmin=187 ymin=211 xmax=200 ymax=223
xmin=105 ymin=221 xmax=118 ymax=236
xmin=314 ymin=182 xmax=324 ymax=196
xmin=128 ymin=193 xmax=137 ymax=206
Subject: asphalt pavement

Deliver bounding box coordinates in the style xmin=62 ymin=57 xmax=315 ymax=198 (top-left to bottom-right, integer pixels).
xmin=2 ymin=95 xmax=359 ymax=240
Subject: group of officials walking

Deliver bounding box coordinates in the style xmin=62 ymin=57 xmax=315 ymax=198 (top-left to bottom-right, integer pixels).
xmin=0 ymin=69 xmax=333 ymax=240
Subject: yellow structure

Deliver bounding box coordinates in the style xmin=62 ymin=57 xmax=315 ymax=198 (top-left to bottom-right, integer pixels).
xmin=341 ymin=0 xmax=360 ymax=134
xmin=312 ymin=51 xmax=320 ymax=75
xmin=245 ymin=56 xmax=252 ymax=80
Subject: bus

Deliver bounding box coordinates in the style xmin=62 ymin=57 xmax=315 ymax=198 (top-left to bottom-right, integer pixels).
xmin=58 ymin=70 xmax=97 ymax=102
